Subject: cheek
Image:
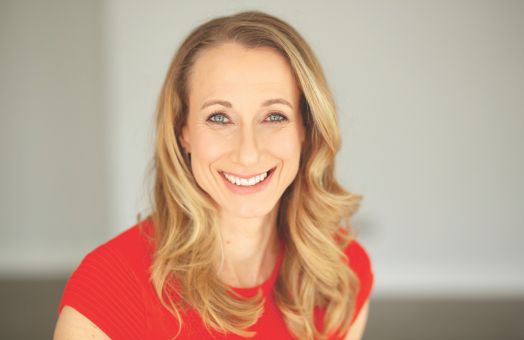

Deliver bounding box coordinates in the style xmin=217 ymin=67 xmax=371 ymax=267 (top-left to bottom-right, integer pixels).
xmin=189 ymin=130 xmax=230 ymax=191
xmin=191 ymin=130 xmax=231 ymax=161
xmin=265 ymin=127 xmax=303 ymax=162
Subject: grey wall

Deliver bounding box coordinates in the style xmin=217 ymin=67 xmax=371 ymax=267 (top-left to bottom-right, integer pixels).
xmin=0 ymin=0 xmax=109 ymax=275
xmin=1 ymin=0 xmax=523 ymax=297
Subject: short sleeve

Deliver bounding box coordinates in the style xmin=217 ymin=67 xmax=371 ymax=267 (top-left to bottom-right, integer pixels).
xmin=344 ymin=240 xmax=374 ymax=325
xmin=58 ymin=244 xmax=146 ymax=340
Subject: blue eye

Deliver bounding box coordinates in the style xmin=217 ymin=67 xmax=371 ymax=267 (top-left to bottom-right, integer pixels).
xmin=266 ymin=113 xmax=287 ymax=123
xmin=207 ymin=112 xmax=230 ymax=124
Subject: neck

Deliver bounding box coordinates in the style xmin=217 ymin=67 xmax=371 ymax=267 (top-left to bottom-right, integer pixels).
xmin=215 ymin=204 xmax=280 ymax=288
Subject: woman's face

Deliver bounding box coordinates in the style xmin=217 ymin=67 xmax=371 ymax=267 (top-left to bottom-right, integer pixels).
xmin=181 ymin=42 xmax=305 ymax=218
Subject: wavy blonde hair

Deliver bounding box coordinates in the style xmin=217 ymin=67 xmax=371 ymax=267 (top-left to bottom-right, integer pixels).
xmin=146 ymin=10 xmax=362 ymax=340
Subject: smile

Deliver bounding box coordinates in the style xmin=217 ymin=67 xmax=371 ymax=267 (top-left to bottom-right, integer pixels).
xmin=220 ymin=168 xmax=275 ymax=187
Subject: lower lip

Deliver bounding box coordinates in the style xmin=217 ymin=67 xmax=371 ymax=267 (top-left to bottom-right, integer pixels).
xmin=220 ymin=168 xmax=275 ymax=195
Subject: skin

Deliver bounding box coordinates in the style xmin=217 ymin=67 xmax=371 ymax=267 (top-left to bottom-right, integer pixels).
xmin=53 ymin=41 xmax=369 ymax=340
xmin=180 ymin=42 xmax=305 ymax=288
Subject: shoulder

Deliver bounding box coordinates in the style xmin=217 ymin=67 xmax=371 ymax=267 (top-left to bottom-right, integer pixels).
xmin=343 ymin=239 xmax=373 ymax=279
xmin=335 ymin=228 xmax=373 ymax=286
xmin=95 ymin=218 xmax=154 ymax=261
xmin=342 ymin=238 xmax=374 ymax=325
xmin=56 ymin=219 xmax=155 ymax=340
xmin=64 ymin=219 xmax=154 ymax=289
xmin=80 ymin=218 xmax=154 ymax=279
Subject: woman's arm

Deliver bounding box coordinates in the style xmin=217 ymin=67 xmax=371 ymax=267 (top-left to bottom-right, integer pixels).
xmin=53 ymin=306 xmax=110 ymax=340
xmin=344 ymin=300 xmax=370 ymax=340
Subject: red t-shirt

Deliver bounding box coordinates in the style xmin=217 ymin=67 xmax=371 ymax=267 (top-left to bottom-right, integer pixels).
xmin=58 ymin=219 xmax=374 ymax=339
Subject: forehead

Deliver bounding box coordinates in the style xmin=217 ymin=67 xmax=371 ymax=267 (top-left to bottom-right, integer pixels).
xmin=188 ymin=42 xmax=300 ymax=106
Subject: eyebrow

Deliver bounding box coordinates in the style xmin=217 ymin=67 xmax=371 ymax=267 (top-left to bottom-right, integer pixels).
xmin=200 ymin=98 xmax=293 ymax=110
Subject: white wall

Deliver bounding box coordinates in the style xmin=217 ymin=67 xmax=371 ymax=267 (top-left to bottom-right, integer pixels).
xmin=1 ymin=0 xmax=523 ymax=297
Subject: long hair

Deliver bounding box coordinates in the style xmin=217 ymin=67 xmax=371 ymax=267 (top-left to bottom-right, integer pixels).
xmin=147 ymin=10 xmax=362 ymax=340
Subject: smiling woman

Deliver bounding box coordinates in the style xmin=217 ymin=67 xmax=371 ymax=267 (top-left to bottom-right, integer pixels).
xmin=180 ymin=42 xmax=304 ymax=218
xmin=54 ymin=10 xmax=373 ymax=340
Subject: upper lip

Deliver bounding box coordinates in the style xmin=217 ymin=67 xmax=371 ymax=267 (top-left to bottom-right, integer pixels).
xmin=220 ymin=167 xmax=275 ymax=179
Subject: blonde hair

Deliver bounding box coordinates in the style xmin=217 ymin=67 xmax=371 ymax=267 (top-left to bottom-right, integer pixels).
xmin=147 ymin=10 xmax=362 ymax=340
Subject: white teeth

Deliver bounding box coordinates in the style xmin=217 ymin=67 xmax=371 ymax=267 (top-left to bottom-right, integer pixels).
xmin=223 ymin=170 xmax=269 ymax=187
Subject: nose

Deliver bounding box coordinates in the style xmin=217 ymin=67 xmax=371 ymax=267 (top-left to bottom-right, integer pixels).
xmin=232 ymin=125 xmax=261 ymax=167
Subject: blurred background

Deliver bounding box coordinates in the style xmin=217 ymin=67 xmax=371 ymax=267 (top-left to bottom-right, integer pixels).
xmin=1 ymin=0 xmax=523 ymax=339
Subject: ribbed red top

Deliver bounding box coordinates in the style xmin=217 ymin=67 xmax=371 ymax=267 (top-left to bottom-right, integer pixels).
xmin=58 ymin=219 xmax=374 ymax=339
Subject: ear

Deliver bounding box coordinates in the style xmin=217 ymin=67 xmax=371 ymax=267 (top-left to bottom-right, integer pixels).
xmin=179 ymin=125 xmax=191 ymax=153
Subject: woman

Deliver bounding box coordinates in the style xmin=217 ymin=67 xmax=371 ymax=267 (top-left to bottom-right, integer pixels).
xmin=54 ymin=10 xmax=373 ymax=340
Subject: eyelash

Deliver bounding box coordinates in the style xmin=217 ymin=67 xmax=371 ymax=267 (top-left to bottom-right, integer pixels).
xmin=207 ymin=112 xmax=288 ymax=124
